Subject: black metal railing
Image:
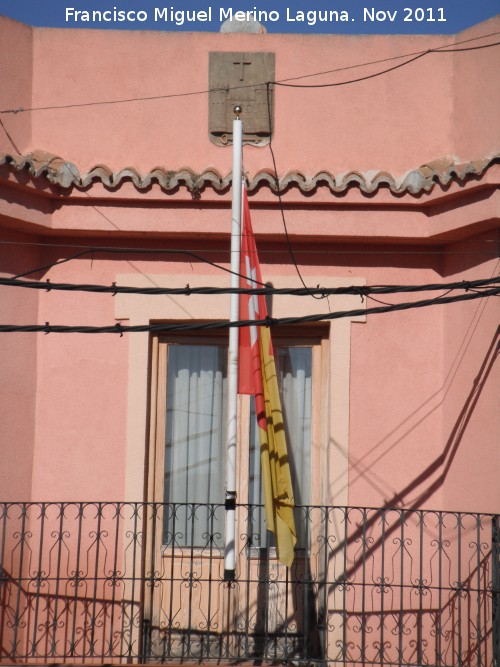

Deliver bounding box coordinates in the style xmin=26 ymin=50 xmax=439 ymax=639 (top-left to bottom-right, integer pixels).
xmin=0 ymin=502 xmax=498 ymax=665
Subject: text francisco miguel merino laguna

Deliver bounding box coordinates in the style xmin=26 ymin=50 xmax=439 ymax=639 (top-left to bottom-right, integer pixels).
xmin=66 ymin=6 xmax=360 ymax=26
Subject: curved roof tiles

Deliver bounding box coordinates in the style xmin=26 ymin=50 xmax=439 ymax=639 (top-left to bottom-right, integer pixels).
xmin=1 ymin=150 xmax=498 ymax=196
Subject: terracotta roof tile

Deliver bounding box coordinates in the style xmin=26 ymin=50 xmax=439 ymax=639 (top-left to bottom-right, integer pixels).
xmin=1 ymin=150 xmax=498 ymax=196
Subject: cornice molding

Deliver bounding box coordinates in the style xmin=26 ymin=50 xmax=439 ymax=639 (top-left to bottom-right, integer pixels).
xmin=1 ymin=150 xmax=499 ymax=197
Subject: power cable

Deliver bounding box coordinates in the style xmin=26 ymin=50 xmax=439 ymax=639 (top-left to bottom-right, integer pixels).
xmin=366 ymin=286 xmax=455 ymax=307
xmin=275 ymin=30 xmax=500 ymax=83
xmin=264 ymin=82 xmax=326 ymax=301
xmin=0 ymin=286 xmax=497 ymax=334
xmin=0 ymin=275 xmax=498 ymax=298
xmin=12 ymin=245 xmax=266 ymax=285
xmin=1 ymin=36 xmax=499 ymax=115
xmin=0 ymin=86 xmax=227 ymax=115
xmin=272 ymin=41 xmax=500 ymax=89
xmin=432 ymin=40 xmax=500 ymax=53
xmin=0 ymin=239 xmax=497 ymax=255
xmin=367 ymin=294 xmax=397 ymax=306
xmin=273 ymin=50 xmax=430 ymax=89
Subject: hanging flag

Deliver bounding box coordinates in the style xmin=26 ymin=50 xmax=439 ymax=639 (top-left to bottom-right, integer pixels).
xmin=238 ymin=187 xmax=297 ymax=568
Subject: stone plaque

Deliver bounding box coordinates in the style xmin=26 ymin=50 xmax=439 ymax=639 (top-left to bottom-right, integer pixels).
xmin=209 ymin=52 xmax=275 ymax=146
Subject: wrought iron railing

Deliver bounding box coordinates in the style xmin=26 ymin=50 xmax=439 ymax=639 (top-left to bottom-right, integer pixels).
xmin=0 ymin=502 xmax=498 ymax=665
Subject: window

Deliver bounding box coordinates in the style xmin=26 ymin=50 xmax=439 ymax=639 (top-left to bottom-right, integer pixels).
xmin=150 ymin=329 xmax=324 ymax=550
xmin=163 ymin=343 xmax=227 ymax=547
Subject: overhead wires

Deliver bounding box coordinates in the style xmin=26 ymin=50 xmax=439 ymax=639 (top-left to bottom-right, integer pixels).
xmin=11 ymin=245 xmax=265 ymax=285
xmin=0 ymin=239 xmax=497 ymax=256
xmin=0 ymin=33 xmax=499 ymax=115
xmin=0 ymin=285 xmax=497 ymax=335
xmin=1 ymin=275 xmax=498 ymax=297
xmin=273 ymin=40 xmax=500 ymax=89
xmin=0 ymin=32 xmax=498 ymax=335
xmin=263 ymin=81 xmax=327 ymax=302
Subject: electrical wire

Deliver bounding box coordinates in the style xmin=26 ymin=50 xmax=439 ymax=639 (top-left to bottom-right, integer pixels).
xmin=1 ymin=36 xmax=497 ymax=300
xmin=12 ymin=245 xmax=266 ymax=285
xmin=264 ymin=81 xmax=326 ymax=301
xmin=1 ymin=35 xmax=499 ymax=115
xmin=366 ymin=286 xmax=455 ymax=307
xmin=0 ymin=286 xmax=497 ymax=334
xmin=273 ymin=41 xmax=497 ymax=298
xmin=432 ymin=40 xmax=500 ymax=53
xmin=0 ymin=275 xmax=498 ymax=297
xmin=272 ymin=41 xmax=500 ymax=89
xmin=0 ymin=87 xmax=228 ymax=115
xmin=273 ymin=50 xmax=430 ymax=89
xmin=0 ymin=239 xmax=497 ymax=255
xmin=366 ymin=294 xmax=400 ymax=307
xmin=273 ymin=30 xmax=500 ymax=84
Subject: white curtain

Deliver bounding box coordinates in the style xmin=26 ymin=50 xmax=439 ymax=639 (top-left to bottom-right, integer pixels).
xmin=249 ymin=346 xmax=312 ymax=548
xmin=163 ymin=344 xmax=227 ymax=547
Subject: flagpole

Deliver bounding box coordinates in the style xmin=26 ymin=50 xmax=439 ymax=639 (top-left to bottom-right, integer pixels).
xmin=224 ymin=105 xmax=243 ymax=581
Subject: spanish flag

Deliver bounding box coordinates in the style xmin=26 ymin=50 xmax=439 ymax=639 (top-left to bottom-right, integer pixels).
xmin=238 ymin=187 xmax=297 ymax=568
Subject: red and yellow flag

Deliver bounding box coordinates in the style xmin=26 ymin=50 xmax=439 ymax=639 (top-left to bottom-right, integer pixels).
xmin=238 ymin=187 xmax=297 ymax=568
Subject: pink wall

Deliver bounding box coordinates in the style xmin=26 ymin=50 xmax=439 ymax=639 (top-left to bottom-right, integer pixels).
xmin=452 ymin=35 xmax=500 ymax=160
xmin=0 ymin=229 xmax=39 ymax=500
xmin=0 ymin=17 xmax=498 ymax=513
xmin=348 ymin=231 xmax=499 ymax=513
xmin=441 ymin=233 xmax=499 ymax=513
xmin=0 ymin=232 xmax=496 ymax=510
xmin=0 ymin=16 xmax=498 ymax=174
xmin=0 ymin=18 xmax=32 ymax=153
xmin=0 ymin=21 xmax=498 ymax=665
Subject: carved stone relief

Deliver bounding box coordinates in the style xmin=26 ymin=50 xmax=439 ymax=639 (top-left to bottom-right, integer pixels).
xmin=209 ymin=52 xmax=275 ymax=146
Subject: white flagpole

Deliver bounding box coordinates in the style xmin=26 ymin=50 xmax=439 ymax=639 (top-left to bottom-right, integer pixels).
xmin=224 ymin=105 xmax=243 ymax=581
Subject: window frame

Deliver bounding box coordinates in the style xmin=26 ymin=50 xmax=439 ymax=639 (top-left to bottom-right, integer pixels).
xmin=147 ymin=325 xmax=328 ymax=553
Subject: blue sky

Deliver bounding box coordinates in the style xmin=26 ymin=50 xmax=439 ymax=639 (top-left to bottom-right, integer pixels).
xmin=1 ymin=0 xmax=498 ymax=33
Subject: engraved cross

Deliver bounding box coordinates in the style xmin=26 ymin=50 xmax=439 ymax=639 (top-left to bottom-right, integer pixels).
xmin=233 ymin=54 xmax=251 ymax=81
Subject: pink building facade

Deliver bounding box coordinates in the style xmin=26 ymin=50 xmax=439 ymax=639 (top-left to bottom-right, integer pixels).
xmin=0 ymin=15 xmax=499 ymax=666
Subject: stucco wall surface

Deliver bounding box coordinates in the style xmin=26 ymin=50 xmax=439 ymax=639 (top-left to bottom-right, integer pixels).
xmin=0 ymin=15 xmax=499 ymax=175
xmin=0 ymin=17 xmax=498 ymax=513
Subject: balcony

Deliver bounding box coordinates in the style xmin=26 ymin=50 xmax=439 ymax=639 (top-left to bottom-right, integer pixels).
xmin=0 ymin=502 xmax=498 ymax=666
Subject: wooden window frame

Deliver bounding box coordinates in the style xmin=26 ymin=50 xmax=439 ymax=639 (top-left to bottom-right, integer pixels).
xmin=147 ymin=325 xmax=328 ymax=531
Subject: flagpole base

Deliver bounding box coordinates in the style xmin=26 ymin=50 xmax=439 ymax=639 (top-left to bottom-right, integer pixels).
xmin=224 ymin=568 xmax=236 ymax=582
